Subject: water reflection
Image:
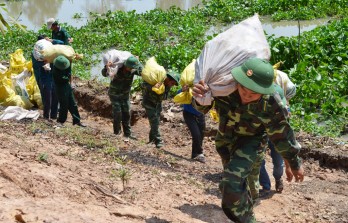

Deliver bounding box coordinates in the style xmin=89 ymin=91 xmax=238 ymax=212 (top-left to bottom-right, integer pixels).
xmin=3 ymin=0 xmax=202 ymax=31
xmin=261 ymin=17 xmax=330 ymax=37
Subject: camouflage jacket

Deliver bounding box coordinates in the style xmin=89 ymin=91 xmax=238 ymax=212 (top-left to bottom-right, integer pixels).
xmin=194 ymin=85 xmax=301 ymax=169
xmin=102 ymin=66 xmax=142 ymax=100
xmin=141 ymin=82 xmax=170 ymax=107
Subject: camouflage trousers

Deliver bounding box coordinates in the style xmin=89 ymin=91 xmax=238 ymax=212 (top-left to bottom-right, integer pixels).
xmin=215 ymin=132 xmax=267 ymax=223
xmin=142 ymin=101 xmax=163 ymax=144
xmin=109 ymin=95 xmax=131 ymax=136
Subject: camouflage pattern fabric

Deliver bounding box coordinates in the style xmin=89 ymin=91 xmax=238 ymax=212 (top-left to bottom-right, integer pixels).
xmin=102 ymin=66 xmax=142 ymax=136
xmin=194 ymin=85 xmax=301 ymax=222
xmin=141 ymin=82 xmax=171 ymax=144
xmin=110 ymin=97 xmax=131 ymax=136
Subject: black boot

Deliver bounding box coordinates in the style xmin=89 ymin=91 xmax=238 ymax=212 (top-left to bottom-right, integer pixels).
xmin=113 ymin=112 xmax=122 ymax=135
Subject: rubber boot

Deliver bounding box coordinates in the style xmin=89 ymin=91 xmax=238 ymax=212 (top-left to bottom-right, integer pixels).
xmin=113 ymin=112 xmax=122 ymax=135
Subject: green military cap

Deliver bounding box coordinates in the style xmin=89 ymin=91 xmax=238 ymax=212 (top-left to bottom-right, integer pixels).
xmin=53 ymin=55 xmax=70 ymax=70
xmin=167 ymin=71 xmax=180 ymax=86
xmin=231 ymin=57 xmax=275 ymax=94
xmin=124 ymin=56 xmax=141 ymax=69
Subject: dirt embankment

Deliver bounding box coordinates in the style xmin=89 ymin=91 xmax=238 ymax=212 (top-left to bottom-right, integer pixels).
xmin=0 ymin=79 xmax=347 ymax=223
xmin=74 ymin=79 xmax=348 ymax=171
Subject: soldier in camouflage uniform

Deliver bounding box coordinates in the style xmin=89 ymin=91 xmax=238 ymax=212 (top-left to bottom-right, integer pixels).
xmin=102 ymin=56 xmax=143 ymax=138
xmin=141 ymin=71 xmax=180 ymax=148
xmin=192 ymin=58 xmax=304 ymax=223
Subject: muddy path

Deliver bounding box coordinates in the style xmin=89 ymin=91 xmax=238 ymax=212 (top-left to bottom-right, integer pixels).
xmin=0 ymin=79 xmax=347 ymax=223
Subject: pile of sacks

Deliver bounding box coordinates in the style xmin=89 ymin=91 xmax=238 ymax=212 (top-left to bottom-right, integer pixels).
xmin=0 ymin=49 xmax=42 ymax=109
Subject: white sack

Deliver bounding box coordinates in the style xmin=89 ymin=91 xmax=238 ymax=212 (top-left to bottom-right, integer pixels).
xmin=0 ymin=106 xmax=40 ymax=120
xmin=275 ymin=70 xmax=296 ymax=100
xmin=32 ymin=39 xmax=53 ymax=61
xmin=102 ymin=49 xmax=132 ymax=78
xmin=194 ymin=14 xmax=271 ymax=105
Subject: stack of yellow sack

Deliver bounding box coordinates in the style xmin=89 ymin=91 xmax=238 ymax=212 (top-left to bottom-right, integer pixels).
xmin=0 ymin=49 xmax=42 ymax=109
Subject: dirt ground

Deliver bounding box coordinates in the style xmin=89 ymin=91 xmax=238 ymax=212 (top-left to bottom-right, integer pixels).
xmin=0 ymin=82 xmax=348 ymax=223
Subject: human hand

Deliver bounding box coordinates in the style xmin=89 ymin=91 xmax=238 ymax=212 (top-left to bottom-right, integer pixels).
xmin=182 ymin=85 xmax=189 ymax=92
xmin=154 ymin=82 xmax=161 ymax=88
xmin=192 ymin=80 xmax=208 ymax=98
xmin=284 ymin=159 xmax=304 ymax=182
xmin=106 ymin=61 xmax=112 ymax=67
xmin=285 ymin=164 xmax=294 ymax=182
xmin=45 ymin=37 xmax=52 ymax=42
xmin=68 ymin=37 xmax=74 ymax=43
xmin=291 ymin=166 xmax=304 ymax=182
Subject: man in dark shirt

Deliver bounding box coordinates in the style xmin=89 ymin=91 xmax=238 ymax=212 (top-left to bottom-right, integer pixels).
xmin=46 ymin=18 xmax=73 ymax=45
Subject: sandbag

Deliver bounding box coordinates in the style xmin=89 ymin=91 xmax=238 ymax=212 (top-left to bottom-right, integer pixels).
xmin=173 ymin=59 xmax=195 ymax=104
xmin=12 ymin=69 xmax=31 ymax=99
xmin=142 ymin=57 xmax=167 ymax=95
xmin=274 ymin=70 xmax=296 ymax=100
xmin=194 ymin=14 xmax=271 ymax=105
xmin=102 ymin=49 xmax=132 ymax=78
xmin=0 ymin=80 xmax=15 ymax=101
xmin=27 ymin=75 xmax=43 ymax=109
xmin=33 ymin=39 xmax=53 ymax=61
xmin=2 ymin=94 xmax=33 ymax=109
xmin=9 ymin=49 xmax=31 ymax=75
xmin=41 ymin=45 xmax=83 ymax=63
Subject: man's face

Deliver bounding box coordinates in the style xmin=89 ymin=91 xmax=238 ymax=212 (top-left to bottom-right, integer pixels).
xmin=164 ymin=78 xmax=177 ymax=87
xmin=51 ymin=24 xmax=57 ymax=30
xmin=237 ymin=84 xmax=262 ymax=104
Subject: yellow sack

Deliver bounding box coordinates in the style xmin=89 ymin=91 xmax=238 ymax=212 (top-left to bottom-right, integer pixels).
xmin=174 ymin=88 xmax=193 ymax=104
xmin=2 ymin=94 xmax=33 ymax=109
xmin=173 ymin=59 xmax=195 ymax=104
xmin=9 ymin=49 xmax=28 ymax=75
xmin=142 ymin=57 xmax=166 ymax=95
xmin=0 ymin=81 xmax=16 ymax=101
xmin=27 ymin=75 xmax=43 ymax=109
xmin=41 ymin=45 xmax=83 ymax=63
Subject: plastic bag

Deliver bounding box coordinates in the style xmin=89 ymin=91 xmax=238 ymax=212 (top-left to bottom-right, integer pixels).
xmin=173 ymin=59 xmax=195 ymax=104
xmin=0 ymin=106 xmax=40 ymax=120
xmin=12 ymin=69 xmax=31 ymax=99
xmin=27 ymin=75 xmax=43 ymax=109
xmin=0 ymin=63 xmax=7 ymax=75
xmin=194 ymin=14 xmax=271 ymax=105
xmin=41 ymin=45 xmax=83 ymax=63
xmin=9 ymin=49 xmax=30 ymax=75
xmin=142 ymin=57 xmax=167 ymax=95
xmin=33 ymin=39 xmax=53 ymax=61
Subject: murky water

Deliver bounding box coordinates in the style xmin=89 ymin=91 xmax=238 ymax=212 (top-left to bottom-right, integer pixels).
xmin=2 ymin=0 xmax=202 ymax=31
xmin=2 ymin=0 xmax=330 ymax=80
xmin=2 ymin=0 xmax=329 ymax=38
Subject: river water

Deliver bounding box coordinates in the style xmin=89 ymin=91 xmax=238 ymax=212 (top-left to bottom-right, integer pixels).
xmin=2 ymin=0 xmax=329 ymax=37
xmin=2 ymin=0 xmax=330 ymax=81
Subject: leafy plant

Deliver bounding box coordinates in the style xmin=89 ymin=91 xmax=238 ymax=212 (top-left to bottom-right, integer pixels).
xmin=111 ymin=167 xmax=132 ymax=191
xmin=37 ymin=152 xmax=48 ymax=162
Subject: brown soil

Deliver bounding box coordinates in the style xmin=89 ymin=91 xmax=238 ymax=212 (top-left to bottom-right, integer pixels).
xmin=0 ymin=80 xmax=347 ymax=223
